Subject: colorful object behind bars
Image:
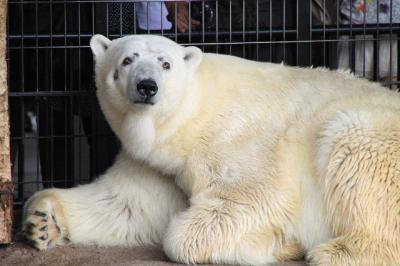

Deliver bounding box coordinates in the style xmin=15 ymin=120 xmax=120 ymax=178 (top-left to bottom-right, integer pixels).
xmin=341 ymin=0 xmax=400 ymax=23
xmin=338 ymin=0 xmax=398 ymax=87
xmin=136 ymin=2 xmax=172 ymax=30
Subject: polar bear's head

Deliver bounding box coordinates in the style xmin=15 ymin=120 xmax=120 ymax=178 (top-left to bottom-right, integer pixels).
xmin=90 ymin=34 xmax=203 ymax=117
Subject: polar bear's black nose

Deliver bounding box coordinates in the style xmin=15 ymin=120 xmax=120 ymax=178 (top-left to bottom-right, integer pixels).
xmin=137 ymin=79 xmax=158 ymax=98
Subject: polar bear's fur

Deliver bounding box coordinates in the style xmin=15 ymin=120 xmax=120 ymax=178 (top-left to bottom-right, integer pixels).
xmin=23 ymin=34 xmax=400 ymax=265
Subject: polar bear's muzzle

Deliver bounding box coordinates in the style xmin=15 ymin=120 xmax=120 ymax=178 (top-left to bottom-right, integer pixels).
xmin=133 ymin=79 xmax=158 ymax=105
xmin=127 ymin=62 xmax=161 ymax=106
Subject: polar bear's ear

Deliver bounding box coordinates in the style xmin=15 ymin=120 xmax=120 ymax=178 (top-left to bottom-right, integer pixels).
xmin=183 ymin=46 xmax=203 ymax=71
xmin=90 ymin=34 xmax=111 ymax=60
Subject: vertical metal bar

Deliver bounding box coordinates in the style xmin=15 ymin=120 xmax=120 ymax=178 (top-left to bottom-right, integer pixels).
xmin=323 ymin=0 xmax=326 ymax=67
xmin=64 ymin=1 xmax=68 ymax=187
xmin=283 ymin=0 xmax=286 ymax=63
xmin=242 ymin=0 xmax=245 ymax=57
xmin=362 ymin=0 xmax=366 ymax=77
xmin=160 ymin=1 xmax=164 ymax=35
xmin=91 ymin=1 xmax=95 ymax=34
xmin=269 ymin=0 xmax=272 ymax=61
xmin=18 ymin=0 xmax=25 ymax=201
xmin=50 ymin=110 xmax=54 ymax=187
xmin=174 ymin=2 xmax=178 ymax=42
xmin=389 ymin=0 xmax=393 ymax=87
xmin=35 ymin=2 xmax=39 ymax=94
xmin=229 ymin=0 xmax=232 ymax=55
xmin=91 ymin=0 xmax=96 ymax=179
xmin=336 ymin=0 xmax=339 ymax=41
xmin=202 ymin=0 xmax=205 ymax=52
xmin=49 ymin=0 xmax=54 ymax=187
xmin=335 ymin=0 xmax=340 ymax=69
xmin=373 ymin=0 xmax=380 ymax=81
xmin=215 ymin=0 xmax=219 ymax=54
xmin=20 ymin=0 xmax=24 ymax=93
xmin=78 ymin=2 xmax=81 ymax=94
xmin=256 ymin=0 xmax=259 ymax=60
xmin=296 ymin=0 xmax=299 ymax=65
xmin=309 ymin=0 xmax=312 ymax=65
xmin=349 ymin=0 xmax=356 ymax=73
xmin=147 ymin=2 xmax=150 ymax=34
xmin=78 ymin=108 xmax=82 ymax=184
xmin=64 ymin=100 xmax=68 ymax=187
xmin=17 ymin=99 xmax=24 ymax=202
xmin=397 ymin=31 xmax=399 ymax=90
xmin=297 ymin=0 xmax=311 ymax=66
xmin=350 ymin=46 xmax=356 ymax=74
xmin=134 ymin=2 xmax=137 ymax=34
xmin=64 ymin=1 xmax=67 ymax=91
xmin=35 ymin=0 xmax=40 ymax=191
xmin=50 ymin=0 xmax=54 ymax=92
xmin=349 ymin=0 xmax=353 ymax=35
xmin=106 ymin=2 xmax=110 ymax=37
xmin=188 ymin=0 xmax=191 ymax=43
xmin=119 ymin=1 xmax=122 ymax=37
xmin=68 ymin=92 xmax=73 ymax=187
xmin=78 ymin=1 xmax=82 ymax=184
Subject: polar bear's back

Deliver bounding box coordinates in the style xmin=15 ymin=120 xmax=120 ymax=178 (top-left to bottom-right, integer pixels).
xmin=198 ymin=52 xmax=400 ymax=118
xmin=200 ymin=52 xmax=382 ymax=94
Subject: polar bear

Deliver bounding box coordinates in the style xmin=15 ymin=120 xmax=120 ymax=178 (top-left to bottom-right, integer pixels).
xmin=23 ymin=34 xmax=400 ymax=265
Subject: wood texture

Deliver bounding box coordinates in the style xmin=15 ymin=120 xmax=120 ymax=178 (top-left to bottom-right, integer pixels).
xmin=0 ymin=0 xmax=13 ymax=244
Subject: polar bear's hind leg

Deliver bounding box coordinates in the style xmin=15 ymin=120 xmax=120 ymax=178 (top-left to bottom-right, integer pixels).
xmin=309 ymin=108 xmax=400 ymax=265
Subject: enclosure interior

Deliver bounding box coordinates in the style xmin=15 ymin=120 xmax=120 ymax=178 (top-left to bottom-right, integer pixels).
xmin=7 ymin=0 xmax=400 ymax=228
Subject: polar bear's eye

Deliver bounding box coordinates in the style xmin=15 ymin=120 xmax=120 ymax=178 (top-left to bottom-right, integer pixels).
xmin=122 ymin=57 xmax=133 ymax=66
xmin=162 ymin=62 xmax=171 ymax=70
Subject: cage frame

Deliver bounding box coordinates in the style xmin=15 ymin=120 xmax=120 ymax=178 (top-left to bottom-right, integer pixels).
xmin=2 ymin=0 xmax=400 ymax=244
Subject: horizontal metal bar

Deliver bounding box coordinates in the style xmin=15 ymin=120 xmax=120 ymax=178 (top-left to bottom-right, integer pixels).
xmin=9 ymin=90 xmax=95 ymax=97
xmin=8 ymin=0 xmax=187 ymax=3
xmin=6 ymin=29 xmax=297 ymax=40
xmin=315 ymin=24 xmax=400 ymax=33
xmin=8 ymin=25 xmax=400 ymax=41
xmin=7 ymin=36 xmax=400 ymax=50
xmin=12 ymin=180 xmax=90 ymax=187
xmin=11 ymin=134 xmax=115 ymax=140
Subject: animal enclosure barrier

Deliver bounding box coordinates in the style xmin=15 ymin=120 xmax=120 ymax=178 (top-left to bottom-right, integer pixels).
xmin=4 ymin=0 xmax=400 ymax=242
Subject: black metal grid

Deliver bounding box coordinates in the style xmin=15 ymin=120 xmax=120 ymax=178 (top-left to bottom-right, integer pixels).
xmin=7 ymin=0 xmax=400 ymax=222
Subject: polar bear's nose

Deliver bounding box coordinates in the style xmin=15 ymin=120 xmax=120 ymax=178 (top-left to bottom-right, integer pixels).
xmin=137 ymin=79 xmax=158 ymax=98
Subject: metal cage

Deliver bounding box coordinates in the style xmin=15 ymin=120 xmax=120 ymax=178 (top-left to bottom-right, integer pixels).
xmin=7 ymin=0 xmax=400 ymax=227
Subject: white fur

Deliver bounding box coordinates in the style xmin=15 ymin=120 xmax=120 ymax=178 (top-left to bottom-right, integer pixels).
xmin=23 ymin=35 xmax=400 ymax=266
xmin=120 ymin=114 xmax=155 ymax=160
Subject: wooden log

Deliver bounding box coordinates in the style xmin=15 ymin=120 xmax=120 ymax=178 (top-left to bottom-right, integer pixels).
xmin=0 ymin=0 xmax=13 ymax=244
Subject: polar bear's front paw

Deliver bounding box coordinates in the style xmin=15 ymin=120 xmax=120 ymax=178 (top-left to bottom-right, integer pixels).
xmin=22 ymin=193 xmax=68 ymax=250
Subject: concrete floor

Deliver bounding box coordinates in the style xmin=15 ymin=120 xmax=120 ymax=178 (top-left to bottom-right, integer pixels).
xmin=0 ymin=240 xmax=306 ymax=266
